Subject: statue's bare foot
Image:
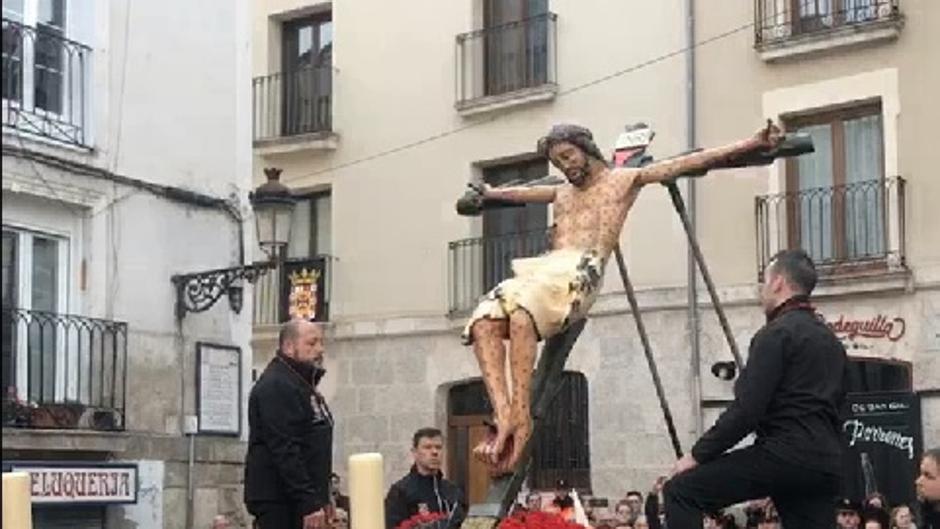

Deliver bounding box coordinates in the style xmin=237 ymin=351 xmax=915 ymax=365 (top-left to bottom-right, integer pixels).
xmin=497 ymin=413 xmax=532 ymax=475
xmin=472 ymin=417 xmax=514 ymax=467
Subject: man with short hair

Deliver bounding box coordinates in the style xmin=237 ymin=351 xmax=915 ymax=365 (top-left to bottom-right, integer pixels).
xmin=331 ymin=473 xmax=350 ymax=513
xmin=625 ymin=491 xmax=643 ymax=523
xmin=245 ymin=320 xmax=335 ymax=529
xmin=385 ymin=428 xmax=467 ymax=529
xmin=664 ymin=249 xmax=848 ymax=528
xmin=526 ymin=492 xmax=544 ymax=512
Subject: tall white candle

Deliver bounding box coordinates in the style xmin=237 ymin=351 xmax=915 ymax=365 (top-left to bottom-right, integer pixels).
xmin=349 ymin=453 xmax=385 ymax=529
xmin=2 ymin=472 xmax=33 ymax=529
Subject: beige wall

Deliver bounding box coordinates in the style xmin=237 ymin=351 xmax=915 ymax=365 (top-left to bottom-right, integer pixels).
xmin=693 ymin=0 xmax=940 ymax=287
xmin=252 ymin=0 xmax=706 ymax=320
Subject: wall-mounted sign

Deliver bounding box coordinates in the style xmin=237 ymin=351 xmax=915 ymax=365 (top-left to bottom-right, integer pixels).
xmin=197 ymin=342 xmax=242 ymax=436
xmin=841 ymin=392 xmax=921 ymax=505
xmin=9 ymin=463 xmax=138 ymax=505
xmin=826 ymin=314 xmax=906 ymax=342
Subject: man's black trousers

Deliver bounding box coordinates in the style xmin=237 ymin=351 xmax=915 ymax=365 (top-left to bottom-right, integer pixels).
xmin=663 ymin=445 xmax=840 ymax=529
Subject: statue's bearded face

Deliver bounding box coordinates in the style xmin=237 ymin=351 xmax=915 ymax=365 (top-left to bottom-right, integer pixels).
xmin=548 ymin=141 xmax=590 ymax=187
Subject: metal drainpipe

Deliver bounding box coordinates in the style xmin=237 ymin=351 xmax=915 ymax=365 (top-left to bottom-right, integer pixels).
xmin=685 ymin=0 xmax=704 ymax=439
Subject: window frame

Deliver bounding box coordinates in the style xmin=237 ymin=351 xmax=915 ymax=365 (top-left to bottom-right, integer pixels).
xmin=1 ymin=225 xmax=70 ymax=402
xmin=2 ymin=0 xmax=73 ymax=120
xmin=784 ymin=101 xmax=886 ymax=271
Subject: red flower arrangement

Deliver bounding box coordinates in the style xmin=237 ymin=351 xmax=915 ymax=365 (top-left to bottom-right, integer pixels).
xmin=395 ymin=511 xmax=450 ymax=529
xmin=497 ymin=511 xmax=587 ymax=529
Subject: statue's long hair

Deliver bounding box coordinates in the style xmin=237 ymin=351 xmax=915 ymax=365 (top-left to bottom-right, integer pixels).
xmin=536 ymin=124 xmax=607 ymax=165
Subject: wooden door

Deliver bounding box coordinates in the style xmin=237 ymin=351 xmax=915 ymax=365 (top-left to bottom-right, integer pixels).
xmin=448 ymin=415 xmax=493 ymax=505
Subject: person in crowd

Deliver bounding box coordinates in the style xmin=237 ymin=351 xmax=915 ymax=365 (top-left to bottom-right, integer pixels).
xmin=526 ymin=491 xmax=543 ymax=513
xmin=664 ymin=250 xmax=847 ymax=529
xmin=331 ymin=473 xmax=350 ymax=514
xmin=863 ymin=509 xmax=891 ymax=529
xmin=614 ymin=500 xmax=634 ymax=524
xmin=866 ymin=493 xmax=889 ymax=512
xmin=837 ymin=498 xmax=863 ymax=529
xmin=245 ymin=320 xmax=335 ymax=529
xmin=916 ymin=448 xmax=940 ymax=529
xmin=625 ymin=491 xmax=644 ymax=520
xmin=384 ymin=428 xmax=467 ymax=529
xmin=548 ymin=480 xmax=576 ymax=521
xmin=890 ymin=504 xmax=915 ymax=529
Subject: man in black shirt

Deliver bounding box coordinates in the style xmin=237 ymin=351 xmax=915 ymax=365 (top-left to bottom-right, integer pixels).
xmin=245 ymin=320 xmax=335 ymax=529
xmin=663 ymin=249 xmax=847 ymax=529
xmin=385 ymin=428 xmax=467 ymax=529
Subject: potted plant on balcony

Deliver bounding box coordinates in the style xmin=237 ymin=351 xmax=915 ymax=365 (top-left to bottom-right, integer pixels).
xmin=2 ymin=387 xmax=34 ymax=427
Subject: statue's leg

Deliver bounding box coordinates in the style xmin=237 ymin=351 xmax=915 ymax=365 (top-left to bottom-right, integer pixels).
xmin=499 ymin=309 xmax=538 ymax=474
xmin=470 ymin=319 xmax=513 ymax=465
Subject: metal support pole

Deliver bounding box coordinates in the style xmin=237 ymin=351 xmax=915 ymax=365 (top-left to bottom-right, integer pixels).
xmin=613 ymin=246 xmax=683 ymax=459
xmin=663 ymin=181 xmax=744 ymax=369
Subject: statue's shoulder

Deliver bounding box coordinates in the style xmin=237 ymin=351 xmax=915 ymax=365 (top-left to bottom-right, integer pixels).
xmin=606 ymin=166 xmax=641 ymax=192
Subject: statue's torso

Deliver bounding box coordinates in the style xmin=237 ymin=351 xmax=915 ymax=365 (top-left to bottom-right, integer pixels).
xmin=551 ymin=168 xmax=640 ymax=259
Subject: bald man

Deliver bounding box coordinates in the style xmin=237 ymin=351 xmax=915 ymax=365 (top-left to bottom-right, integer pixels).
xmin=245 ymin=320 xmax=336 ymax=529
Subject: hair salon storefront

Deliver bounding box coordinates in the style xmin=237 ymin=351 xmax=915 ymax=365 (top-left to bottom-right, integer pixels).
xmin=0 ymin=461 xmax=138 ymax=529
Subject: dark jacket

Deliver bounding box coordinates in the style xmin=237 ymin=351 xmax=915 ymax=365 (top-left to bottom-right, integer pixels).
xmin=245 ymin=355 xmax=334 ymax=516
xmin=922 ymin=501 xmax=940 ymax=529
xmin=385 ymin=466 xmax=467 ymax=529
xmin=692 ymin=296 xmax=847 ymax=473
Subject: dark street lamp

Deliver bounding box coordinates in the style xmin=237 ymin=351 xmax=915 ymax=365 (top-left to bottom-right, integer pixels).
xmin=172 ymin=168 xmax=296 ymax=319
xmin=251 ymin=167 xmax=295 ymax=261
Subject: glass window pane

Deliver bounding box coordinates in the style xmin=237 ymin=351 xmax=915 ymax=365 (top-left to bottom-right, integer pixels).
xmin=796 ymin=124 xmax=834 ymax=263
xmin=799 ymin=0 xmax=832 ymax=17
xmin=2 ymin=0 xmax=24 ymax=20
xmin=318 ymin=20 xmax=332 ymax=51
xmin=844 ymin=113 xmax=884 ymax=259
xmin=2 ymin=231 xmax=17 ymax=307
xmin=314 ymin=194 xmax=331 ymax=256
xmin=1 ymin=231 xmax=18 ymax=396
xmin=30 ymin=237 xmax=59 ymax=404
xmin=38 ymin=0 xmax=66 ymax=30
xmin=34 ymin=0 xmax=66 ymax=117
xmin=31 ymin=237 xmax=58 ymax=312
xmin=296 ymin=25 xmax=314 ymax=67
xmin=2 ymin=18 xmax=24 ymax=102
xmin=288 ymin=198 xmax=312 ymax=259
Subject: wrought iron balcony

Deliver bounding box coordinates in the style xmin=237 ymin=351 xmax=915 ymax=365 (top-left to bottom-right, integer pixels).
xmin=448 ymin=228 xmax=552 ymax=314
xmin=755 ymin=177 xmax=905 ymax=280
xmin=1 ymin=308 xmax=127 ymax=431
xmin=252 ymin=66 xmax=332 ymax=142
xmin=755 ymin=0 xmax=902 ymax=47
xmin=1 ymin=17 xmax=91 ymax=147
xmin=455 ymin=13 xmax=557 ymax=108
xmin=252 ymin=256 xmax=332 ymax=326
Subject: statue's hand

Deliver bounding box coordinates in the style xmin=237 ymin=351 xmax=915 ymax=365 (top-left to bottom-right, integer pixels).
xmin=754 ymin=120 xmax=784 ymax=150
xmin=468 ymin=182 xmax=494 ymax=199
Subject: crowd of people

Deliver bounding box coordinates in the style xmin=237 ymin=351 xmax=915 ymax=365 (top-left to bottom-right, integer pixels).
xmin=508 ymin=455 xmax=940 ymax=529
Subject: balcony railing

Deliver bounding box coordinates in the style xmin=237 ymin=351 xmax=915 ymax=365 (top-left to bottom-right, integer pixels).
xmin=253 ymin=256 xmax=332 ymax=326
xmin=755 ymin=177 xmax=905 ymax=280
xmin=448 ymin=228 xmax=552 ymax=314
xmin=1 ymin=308 xmax=127 ymax=431
xmin=1 ymin=17 xmax=90 ymax=147
xmin=455 ymin=13 xmax=557 ymax=108
xmin=755 ymin=0 xmax=901 ymax=47
xmin=252 ymin=67 xmax=332 ymax=142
